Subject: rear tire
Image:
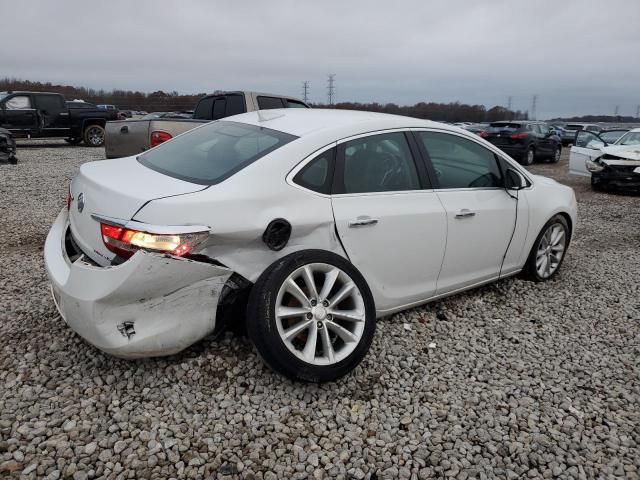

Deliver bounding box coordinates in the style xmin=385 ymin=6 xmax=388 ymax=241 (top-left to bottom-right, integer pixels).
xmin=83 ymin=125 xmax=105 ymax=147
xmin=8 ymin=155 xmax=17 ymax=165
xmin=521 ymin=147 xmax=535 ymax=166
xmin=523 ymin=215 xmax=569 ymax=282
xmin=551 ymin=146 xmax=561 ymax=163
xmin=246 ymin=250 xmax=376 ymax=382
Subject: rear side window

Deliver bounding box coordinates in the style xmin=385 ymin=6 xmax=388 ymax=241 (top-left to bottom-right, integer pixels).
xmin=139 ymin=121 xmax=297 ymax=185
xmin=293 ymin=148 xmax=335 ymax=194
xmin=418 ymin=132 xmax=502 ymax=189
xmin=193 ymin=97 xmax=214 ymax=119
xmin=35 ymin=94 xmax=64 ymax=112
xmin=338 ymin=132 xmax=420 ymax=194
xmin=258 ymin=96 xmax=285 ymax=109
xmin=285 ymin=99 xmax=308 ymax=108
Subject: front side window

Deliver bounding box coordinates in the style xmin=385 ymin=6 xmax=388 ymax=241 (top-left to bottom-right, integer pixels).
xmin=139 ymin=121 xmax=297 ymax=185
xmin=212 ymin=98 xmax=227 ymax=120
xmin=293 ymin=148 xmax=335 ymax=194
xmin=5 ymin=95 xmax=31 ymax=109
xmin=339 ymin=132 xmax=420 ymax=194
xmin=258 ymin=96 xmax=285 ymax=110
xmin=418 ymin=131 xmax=502 ymax=189
xmin=575 ymin=131 xmax=605 ymax=149
xmin=225 ymin=95 xmax=245 ymax=116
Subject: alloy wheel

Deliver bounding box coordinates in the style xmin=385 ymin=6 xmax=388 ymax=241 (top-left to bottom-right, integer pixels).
xmin=87 ymin=127 xmax=104 ymax=146
xmin=275 ymin=263 xmax=366 ymax=366
xmin=535 ymin=223 xmax=566 ymax=278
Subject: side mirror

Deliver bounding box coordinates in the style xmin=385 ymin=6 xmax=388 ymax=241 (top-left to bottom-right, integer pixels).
xmin=505 ymin=168 xmax=527 ymax=190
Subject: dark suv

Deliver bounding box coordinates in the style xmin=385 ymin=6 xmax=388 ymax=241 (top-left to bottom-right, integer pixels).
xmin=481 ymin=121 xmax=562 ymax=165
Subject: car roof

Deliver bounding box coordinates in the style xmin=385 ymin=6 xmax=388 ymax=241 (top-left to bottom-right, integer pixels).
xmin=225 ymin=108 xmax=456 ymax=139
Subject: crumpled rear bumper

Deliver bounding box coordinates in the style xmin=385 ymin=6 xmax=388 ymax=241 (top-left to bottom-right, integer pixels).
xmin=44 ymin=208 xmax=233 ymax=358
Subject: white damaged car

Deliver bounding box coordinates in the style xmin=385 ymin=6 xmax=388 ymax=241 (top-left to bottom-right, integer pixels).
xmin=569 ymin=128 xmax=640 ymax=190
xmin=45 ymin=109 xmax=577 ymax=381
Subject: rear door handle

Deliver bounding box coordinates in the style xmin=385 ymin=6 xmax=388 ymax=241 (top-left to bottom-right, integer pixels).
xmin=348 ymin=217 xmax=379 ymax=228
xmin=455 ymin=209 xmax=476 ymax=219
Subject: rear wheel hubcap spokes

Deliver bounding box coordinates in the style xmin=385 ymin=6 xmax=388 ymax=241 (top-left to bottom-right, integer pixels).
xmin=536 ymin=223 xmax=566 ymax=278
xmin=275 ymin=263 xmax=366 ymax=366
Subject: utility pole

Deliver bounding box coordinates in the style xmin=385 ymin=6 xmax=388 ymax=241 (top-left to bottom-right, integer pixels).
xmin=302 ymin=81 xmax=310 ymax=104
xmin=531 ymin=95 xmax=537 ymax=121
xmin=327 ymin=74 xmax=336 ymax=106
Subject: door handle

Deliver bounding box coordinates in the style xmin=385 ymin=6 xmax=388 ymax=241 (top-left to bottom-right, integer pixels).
xmin=120 ymin=125 xmax=129 ymax=133
xmin=455 ymin=209 xmax=476 ymax=219
xmin=348 ymin=217 xmax=379 ymax=228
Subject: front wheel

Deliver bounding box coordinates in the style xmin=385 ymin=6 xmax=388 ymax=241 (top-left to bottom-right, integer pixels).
xmin=523 ymin=215 xmax=569 ymax=282
xmin=83 ymin=125 xmax=105 ymax=147
xmin=551 ymin=146 xmax=561 ymax=163
xmin=246 ymin=250 xmax=376 ymax=382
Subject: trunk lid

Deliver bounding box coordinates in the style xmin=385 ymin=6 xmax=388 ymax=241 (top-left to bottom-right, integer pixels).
xmin=69 ymin=157 xmax=205 ymax=265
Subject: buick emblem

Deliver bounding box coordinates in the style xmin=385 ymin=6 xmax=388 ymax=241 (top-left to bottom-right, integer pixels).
xmin=77 ymin=192 xmax=85 ymax=213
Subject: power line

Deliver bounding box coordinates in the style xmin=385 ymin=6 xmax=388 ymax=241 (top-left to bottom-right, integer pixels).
xmin=302 ymin=81 xmax=310 ymax=104
xmin=327 ymin=74 xmax=336 ymax=106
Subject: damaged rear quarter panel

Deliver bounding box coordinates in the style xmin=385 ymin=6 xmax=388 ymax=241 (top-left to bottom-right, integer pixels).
xmin=132 ymin=140 xmax=348 ymax=282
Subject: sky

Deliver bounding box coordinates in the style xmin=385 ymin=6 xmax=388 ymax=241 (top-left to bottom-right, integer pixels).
xmin=1 ymin=0 xmax=639 ymax=119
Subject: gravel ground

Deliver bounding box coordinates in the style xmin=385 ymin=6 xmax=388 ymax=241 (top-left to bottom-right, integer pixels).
xmin=0 ymin=141 xmax=638 ymax=480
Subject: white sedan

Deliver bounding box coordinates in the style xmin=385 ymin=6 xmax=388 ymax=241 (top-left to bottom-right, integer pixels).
xmin=45 ymin=109 xmax=577 ymax=382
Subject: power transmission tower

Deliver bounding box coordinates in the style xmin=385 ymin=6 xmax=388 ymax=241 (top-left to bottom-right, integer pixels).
xmin=302 ymin=81 xmax=310 ymax=103
xmin=531 ymin=95 xmax=537 ymax=120
xmin=507 ymin=96 xmax=513 ymax=119
xmin=636 ymin=105 xmax=640 ymax=119
xmin=327 ymin=74 xmax=336 ymax=106
xmin=614 ymin=105 xmax=619 ymax=117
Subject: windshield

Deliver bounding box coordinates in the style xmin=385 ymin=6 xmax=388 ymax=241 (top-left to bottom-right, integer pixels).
xmin=138 ymin=121 xmax=297 ymax=185
xmin=0 ymin=92 xmax=8 ymax=101
xmin=600 ymin=130 xmax=629 ymax=144
xmin=615 ymin=131 xmax=640 ymax=146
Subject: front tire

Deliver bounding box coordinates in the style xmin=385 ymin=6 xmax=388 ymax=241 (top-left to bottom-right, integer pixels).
xmin=83 ymin=125 xmax=105 ymax=147
xmin=246 ymin=250 xmax=376 ymax=382
xmin=523 ymin=215 xmax=569 ymax=282
xmin=551 ymin=146 xmax=561 ymax=163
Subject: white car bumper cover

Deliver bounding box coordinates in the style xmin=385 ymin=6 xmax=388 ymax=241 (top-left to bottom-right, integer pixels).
xmin=44 ymin=209 xmax=232 ymax=358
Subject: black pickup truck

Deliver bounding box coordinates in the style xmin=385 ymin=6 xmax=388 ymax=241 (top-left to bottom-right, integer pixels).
xmin=0 ymin=91 xmax=118 ymax=147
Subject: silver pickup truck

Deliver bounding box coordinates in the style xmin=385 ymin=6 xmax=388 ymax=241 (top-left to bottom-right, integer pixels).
xmin=105 ymin=91 xmax=309 ymax=158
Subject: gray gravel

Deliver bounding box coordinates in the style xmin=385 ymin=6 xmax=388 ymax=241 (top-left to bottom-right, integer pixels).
xmin=0 ymin=141 xmax=638 ymax=479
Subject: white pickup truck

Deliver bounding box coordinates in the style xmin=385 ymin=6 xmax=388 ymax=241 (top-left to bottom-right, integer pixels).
xmin=105 ymin=91 xmax=309 ymax=158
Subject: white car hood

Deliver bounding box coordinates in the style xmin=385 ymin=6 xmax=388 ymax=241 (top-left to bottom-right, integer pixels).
xmin=601 ymin=145 xmax=640 ymax=162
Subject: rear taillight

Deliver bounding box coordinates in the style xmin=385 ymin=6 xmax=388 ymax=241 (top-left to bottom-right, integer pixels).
xmin=100 ymin=223 xmax=208 ymax=259
xmin=479 ymin=131 xmax=489 ymax=138
xmin=510 ymin=132 xmax=529 ymax=139
xmin=150 ymin=131 xmax=172 ymax=148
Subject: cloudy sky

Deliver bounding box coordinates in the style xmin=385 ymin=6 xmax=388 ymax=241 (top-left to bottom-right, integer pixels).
xmin=2 ymin=0 xmax=639 ymax=118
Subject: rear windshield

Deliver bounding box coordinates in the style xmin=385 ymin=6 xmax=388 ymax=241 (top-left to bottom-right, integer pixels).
xmin=566 ymin=124 xmax=584 ymax=130
xmin=138 ymin=121 xmax=297 ymax=185
xmin=489 ymin=122 xmax=522 ymax=131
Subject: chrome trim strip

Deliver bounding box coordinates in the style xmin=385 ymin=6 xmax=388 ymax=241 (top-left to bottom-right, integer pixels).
xmin=91 ymin=214 xmax=210 ymax=235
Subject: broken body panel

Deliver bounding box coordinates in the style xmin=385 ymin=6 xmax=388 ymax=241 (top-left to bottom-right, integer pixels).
xmin=45 ymin=209 xmax=232 ymax=358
